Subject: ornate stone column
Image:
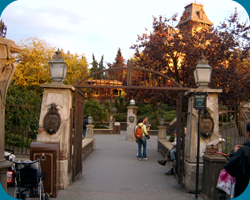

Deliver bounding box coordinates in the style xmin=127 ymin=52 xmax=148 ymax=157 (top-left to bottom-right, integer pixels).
xmin=183 ymin=88 xmax=222 ymax=192
xmin=86 ymin=125 xmax=95 ymax=138
xmin=0 ymin=37 xmax=21 ymax=191
xmin=126 ymin=106 xmax=137 ymax=141
xmin=109 ymin=117 xmax=114 ymax=130
xmin=37 ymin=84 xmax=75 ymax=189
xmin=158 ymin=126 xmax=167 ymax=139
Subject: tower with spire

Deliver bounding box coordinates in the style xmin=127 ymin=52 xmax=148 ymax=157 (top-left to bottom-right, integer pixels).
xmin=177 ymin=2 xmax=213 ymax=31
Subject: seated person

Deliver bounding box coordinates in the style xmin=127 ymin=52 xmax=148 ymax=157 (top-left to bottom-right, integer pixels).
xmin=157 ymin=130 xmax=177 ymax=175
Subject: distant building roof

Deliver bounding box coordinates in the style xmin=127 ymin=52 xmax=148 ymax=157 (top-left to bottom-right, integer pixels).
xmin=86 ymin=79 xmax=122 ymax=86
xmin=177 ymin=3 xmax=213 ymax=27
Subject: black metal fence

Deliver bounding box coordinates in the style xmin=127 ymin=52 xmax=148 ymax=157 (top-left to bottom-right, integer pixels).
xmin=219 ymin=103 xmax=249 ymax=155
xmin=4 ymin=100 xmax=41 ymax=155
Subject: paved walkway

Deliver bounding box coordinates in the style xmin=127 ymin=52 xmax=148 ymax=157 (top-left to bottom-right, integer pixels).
xmin=55 ymin=132 xmax=196 ymax=200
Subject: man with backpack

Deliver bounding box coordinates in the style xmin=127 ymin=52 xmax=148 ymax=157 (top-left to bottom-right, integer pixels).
xmin=134 ymin=117 xmax=150 ymax=161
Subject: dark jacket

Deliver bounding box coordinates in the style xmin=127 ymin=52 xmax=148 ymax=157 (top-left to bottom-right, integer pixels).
xmin=224 ymin=142 xmax=250 ymax=198
xmin=83 ymin=119 xmax=88 ymax=129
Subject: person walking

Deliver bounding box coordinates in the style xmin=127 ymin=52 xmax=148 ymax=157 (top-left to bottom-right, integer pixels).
xmin=224 ymin=121 xmax=250 ymax=198
xmin=83 ymin=116 xmax=88 ymax=138
xmin=135 ymin=117 xmax=149 ymax=161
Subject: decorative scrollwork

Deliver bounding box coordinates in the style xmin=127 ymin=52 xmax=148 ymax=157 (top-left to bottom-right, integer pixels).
xmin=44 ymin=103 xmax=61 ymax=134
xmin=0 ymin=19 xmax=7 ymax=38
xmin=199 ymin=108 xmax=214 ymax=139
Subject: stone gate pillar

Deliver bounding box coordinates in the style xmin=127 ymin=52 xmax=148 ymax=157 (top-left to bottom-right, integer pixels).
xmin=37 ymin=84 xmax=75 ymax=189
xmin=126 ymin=105 xmax=137 ymax=141
xmin=0 ymin=37 xmax=21 ymax=191
xmin=183 ymin=88 xmax=222 ymax=192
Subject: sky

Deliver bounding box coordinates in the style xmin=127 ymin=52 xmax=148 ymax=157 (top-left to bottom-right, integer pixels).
xmin=0 ymin=0 xmax=249 ymax=67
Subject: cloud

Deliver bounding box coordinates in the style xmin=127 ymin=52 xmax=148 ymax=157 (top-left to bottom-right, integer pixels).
xmin=1 ymin=0 xmax=249 ymax=65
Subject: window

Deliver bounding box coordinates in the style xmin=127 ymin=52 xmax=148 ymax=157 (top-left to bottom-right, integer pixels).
xmin=199 ymin=11 xmax=203 ymax=20
xmin=113 ymin=89 xmax=119 ymax=96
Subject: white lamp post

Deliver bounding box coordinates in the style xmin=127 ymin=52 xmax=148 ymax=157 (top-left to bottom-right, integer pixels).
xmin=49 ymin=49 xmax=68 ymax=84
xmin=193 ymin=55 xmax=212 ymax=89
xmin=130 ymin=98 xmax=135 ymax=106
xmin=88 ymin=114 xmax=93 ymax=125
xmin=160 ymin=116 xmax=165 ymax=126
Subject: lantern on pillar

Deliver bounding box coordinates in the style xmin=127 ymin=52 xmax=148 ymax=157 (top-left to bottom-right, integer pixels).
xmin=130 ymin=98 xmax=135 ymax=106
xmin=193 ymin=54 xmax=212 ymax=89
xmin=160 ymin=116 xmax=165 ymax=126
xmin=49 ymin=49 xmax=68 ymax=84
xmin=88 ymin=114 xmax=93 ymax=125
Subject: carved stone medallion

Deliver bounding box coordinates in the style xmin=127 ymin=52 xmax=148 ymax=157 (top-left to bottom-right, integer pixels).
xmin=44 ymin=103 xmax=61 ymax=134
xmin=200 ymin=109 xmax=214 ymax=139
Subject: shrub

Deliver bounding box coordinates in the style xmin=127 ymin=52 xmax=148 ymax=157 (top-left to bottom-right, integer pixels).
xmin=84 ymin=99 xmax=109 ymax=123
xmin=137 ymin=104 xmax=153 ymax=116
xmin=114 ymin=113 xmax=127 ymax=122
xmin=164 ymin=110 xmax=177 ymax=122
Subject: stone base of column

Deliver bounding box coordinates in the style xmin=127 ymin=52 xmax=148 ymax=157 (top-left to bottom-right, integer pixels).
xmin=158 ymin=126 xmax=167 ymax=139
xmin=126 ymin=135 xmax=135 ymax=142
xmin=59 ymin=159 xmax=71 ymax=190
xmin=86 ymin=125 xmax=95 ymax=138
xmin=126 ymin=127 xmax=135 ymax=142
xmin=183 ymin=160 xmax=203 ymax=193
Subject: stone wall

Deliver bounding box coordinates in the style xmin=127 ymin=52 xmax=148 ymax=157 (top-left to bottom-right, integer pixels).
xmin=82 ymin=138 xmax=95 ymax=161
xmin=94 ymin=129 xmax=113 ymax=134
xmin=157 ymin=139 xmax=172 ymax=158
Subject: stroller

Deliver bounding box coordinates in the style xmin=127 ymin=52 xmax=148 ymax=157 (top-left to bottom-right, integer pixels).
xmin=4 ymin=149 xmax=15 ymax=186
xmin=12 ymin=159 xmax=50 ymax=200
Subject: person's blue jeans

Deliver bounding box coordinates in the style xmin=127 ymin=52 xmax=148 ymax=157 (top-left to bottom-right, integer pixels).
xmin=137 ymin=136 xmax=147 ymax=158
xmin=83 ymin=128 xmax=86 ymax=138
xmin=170 ymin=148 xmax=176 ymax=161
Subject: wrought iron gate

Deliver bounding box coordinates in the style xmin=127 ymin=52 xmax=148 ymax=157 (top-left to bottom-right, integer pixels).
xmin=72 ymin=89 xmax=84 ymax=182
xmin=72 ymin=60 xmax=192 ymax=183
xmin=175 ymin=91 xmax=186 ymax=184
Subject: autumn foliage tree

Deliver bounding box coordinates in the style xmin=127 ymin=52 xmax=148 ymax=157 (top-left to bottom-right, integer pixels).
xmin=207 ymin=11 xmax=250 ymax=106
xmin=63 ymin=51 xmax=88 ymax=85
xmin=12 ymin=37 xmax=55 ymax=95
xmin=107 ymin=48 xmax=127 ymax=82
xmin=10 ymin=37 xmax=89 ymax=99
xmin=130 ymin=10 xmax=250 ymax=111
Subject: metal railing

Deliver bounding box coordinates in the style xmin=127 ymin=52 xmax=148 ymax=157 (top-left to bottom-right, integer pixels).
xmin=5 ymin=100 xmax=41 ymax=155
xmin=219 ymin=104 xmax=248 ymax=155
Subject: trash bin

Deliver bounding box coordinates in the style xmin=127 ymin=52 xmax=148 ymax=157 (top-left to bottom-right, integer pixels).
xmin=114 ymin=122 xmax=121 ymax=134
xmin=200 ymin=154 xmax=227 ymax=199
xmin=30 ymin=142 xmax=60 ymax=198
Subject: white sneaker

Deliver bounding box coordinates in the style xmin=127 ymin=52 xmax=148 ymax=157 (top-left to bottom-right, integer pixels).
xmin=138 ymin=158 xmax=142 ymax=161
xmin=143 ymin=157 xmax=148 ymax=161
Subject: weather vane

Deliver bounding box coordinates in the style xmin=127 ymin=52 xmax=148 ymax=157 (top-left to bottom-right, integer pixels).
xmin=0 ymin=19 xmax=7 ymax=38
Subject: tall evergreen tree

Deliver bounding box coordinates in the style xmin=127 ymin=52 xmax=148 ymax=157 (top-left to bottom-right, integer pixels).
xmin=97 ymin=55 xmax=105 ymax=79
xmin=90 ymin=54 xmax=106 ymax=79
xmin=114 ymin=48 xmax=125 ymax=68
xmin=90 ymin=54 xmax=98 ymax=75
